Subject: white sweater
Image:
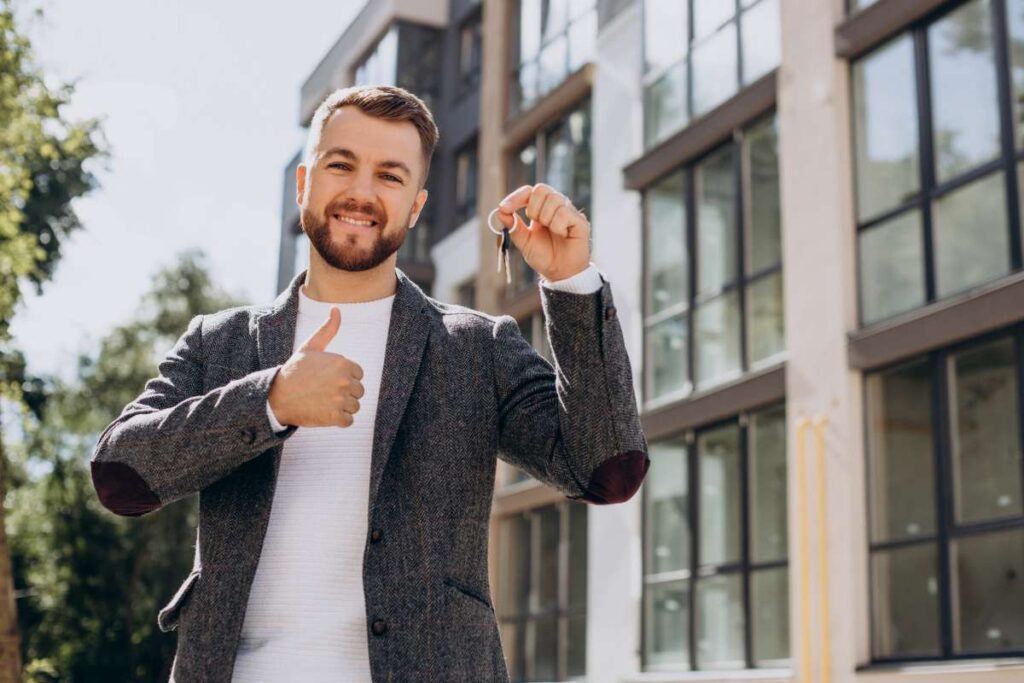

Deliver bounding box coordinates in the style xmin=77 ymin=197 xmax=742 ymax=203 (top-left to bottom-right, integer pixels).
xmin=230 ymin=284 xmax=393 ymax=682
xmin=231 ymin=265 xmax=602 ymax=681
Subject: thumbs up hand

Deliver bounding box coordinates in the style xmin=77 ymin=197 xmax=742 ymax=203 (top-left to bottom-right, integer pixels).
xmin=268 ymin=307 xmax=366 ymax=428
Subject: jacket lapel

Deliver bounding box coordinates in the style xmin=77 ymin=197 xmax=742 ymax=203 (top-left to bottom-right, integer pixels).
xmin=367 ymin=268 xmax=430 ymax=515
xmin=252 ymin=266 xmax=431 ymax=515
xmin=255 ymin=270 xmax=305 ymax=384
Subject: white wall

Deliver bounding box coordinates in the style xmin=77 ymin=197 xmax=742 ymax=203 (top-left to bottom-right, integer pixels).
xmin=430 ymin=216 xmax=481 ymax=303
xmin=589 ymin=3 xmax=647 ymax=682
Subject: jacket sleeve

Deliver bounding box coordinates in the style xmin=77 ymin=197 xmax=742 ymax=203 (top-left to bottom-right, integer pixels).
xmin=493 ymin=273 xmax=650 ymax=504
xmin=89 ymin=314 xmax=297 ymax=517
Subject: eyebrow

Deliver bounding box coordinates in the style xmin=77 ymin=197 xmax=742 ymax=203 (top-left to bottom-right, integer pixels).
xmin=322 ymin=147 xmax=412 ymax=179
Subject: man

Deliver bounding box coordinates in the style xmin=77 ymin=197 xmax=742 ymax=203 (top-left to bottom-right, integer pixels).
xmin=91 ymin=85 xmax=649 ymax=682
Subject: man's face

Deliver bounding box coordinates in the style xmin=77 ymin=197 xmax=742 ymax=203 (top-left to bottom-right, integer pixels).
xmin=297 ymin=106 xmax=428 ymax=272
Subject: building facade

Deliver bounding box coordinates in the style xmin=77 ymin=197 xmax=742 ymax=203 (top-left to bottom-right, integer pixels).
xmin=276 ymin=0 xmax=1024 ymax=681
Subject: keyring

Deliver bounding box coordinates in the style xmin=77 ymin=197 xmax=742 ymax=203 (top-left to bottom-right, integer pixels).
xmin=487 ymin=207 xmax=521 ymax=236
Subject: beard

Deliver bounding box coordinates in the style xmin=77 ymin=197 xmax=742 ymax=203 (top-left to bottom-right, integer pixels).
xmin=300 ymin=199 xmax=411 ymax=272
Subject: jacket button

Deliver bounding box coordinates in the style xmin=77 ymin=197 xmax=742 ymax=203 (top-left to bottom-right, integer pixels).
xmin=241 ymin=428 xmax=257 ymax=444
xmin=371 ymin=619 xmax=387 ymax=636
xmin=370 ymin=529 xmax=382 ymax=543
xmin=604 ymin=306 xmax=617 ymax=321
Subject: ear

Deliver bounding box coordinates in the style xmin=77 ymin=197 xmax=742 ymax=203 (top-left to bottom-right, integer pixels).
xmin=296 ymin=164 xmax=307 ymax=206
xmin=409 ymin=188 xmax=429 ymax=228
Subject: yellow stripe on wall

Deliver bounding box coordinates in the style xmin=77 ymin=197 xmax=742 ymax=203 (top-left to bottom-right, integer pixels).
xmin=796 ymin=417 xmax=812 ymax=683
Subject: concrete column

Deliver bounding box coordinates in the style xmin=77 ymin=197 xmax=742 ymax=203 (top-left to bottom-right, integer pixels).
xmin=476 ymin=0 xmax=511 ymax=316
xmin=588 ymin=4 xmax=647 ymax=683
xmin=777 ymin=0 xmax=867 ymax=681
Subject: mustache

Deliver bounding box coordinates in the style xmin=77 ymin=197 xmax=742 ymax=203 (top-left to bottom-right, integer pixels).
xmin=325 ymin=200 xmax=384 ymax=223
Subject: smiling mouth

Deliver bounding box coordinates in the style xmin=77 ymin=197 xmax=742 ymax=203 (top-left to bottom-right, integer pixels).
xmin=331 ymin=213 xmax=379 ymax=228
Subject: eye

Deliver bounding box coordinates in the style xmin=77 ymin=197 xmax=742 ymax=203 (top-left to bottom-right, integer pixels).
xmin=381 ymin=174 xmax=403 ymax=183
xmin=327 ymin=162 xmax=351 ymax=171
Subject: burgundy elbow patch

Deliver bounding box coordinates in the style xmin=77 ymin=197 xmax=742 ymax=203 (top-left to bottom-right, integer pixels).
xmin=91 ymin=461 xmax=161 ymax=517
xmin=575 ymin=450 xmax=651 ymax=505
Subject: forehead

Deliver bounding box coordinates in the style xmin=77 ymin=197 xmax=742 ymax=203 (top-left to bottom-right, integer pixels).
xmin=317 ymin=106 xmax=422 ymax=168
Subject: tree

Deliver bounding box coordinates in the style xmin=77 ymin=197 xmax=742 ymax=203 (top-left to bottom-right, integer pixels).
xmin=0 ymin=2 xmax=107 ymax=679
xmin=8 ymin=250 xmax=245 ymax=681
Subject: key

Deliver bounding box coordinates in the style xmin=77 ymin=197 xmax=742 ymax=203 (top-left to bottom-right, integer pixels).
xmin=496 ymin=227 xmax=512 ymax=285
xmin=488 ymin=208 xmax=517 ymax=286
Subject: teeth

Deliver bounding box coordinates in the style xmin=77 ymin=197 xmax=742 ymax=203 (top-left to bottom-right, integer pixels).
xmin=333 ymin=214 xmax=374 ymax=227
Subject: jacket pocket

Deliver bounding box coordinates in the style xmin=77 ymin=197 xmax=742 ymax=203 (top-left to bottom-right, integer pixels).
xmin=442 ymin=576 xmax=493 ymax=611
xmin=158 ymin=569 xmax=201 ymax=633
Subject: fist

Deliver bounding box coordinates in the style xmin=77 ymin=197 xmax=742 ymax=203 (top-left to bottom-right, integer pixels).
xmin=495 ymin=183 xmax=591 ymax=282
xmin=267 ymin=307 xmax=365 ymax=428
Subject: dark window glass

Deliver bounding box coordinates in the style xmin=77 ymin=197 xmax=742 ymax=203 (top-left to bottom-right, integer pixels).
xmin=852 ymin=34 xmax=919 ymax=223
xmin=951 ymin=528 xmax=1024 ymax=652
xmin=871 ymin=543 xmax=942 ymax=658
xmin=865 ymin=359 xmax=936 ymax=543
xmin=455 ymin=139 xmax=479 ymax=225
xmin=947 ymin=337 xmax=1023 ymax=524
xmin=457 ymin=10 xmax=483 ymax=97
xmin=865 ymin=331 xmax=1024 ymax=661
xmin=852 ymin=0 xmax=1024 ymax=326
xmin=928 ymin=0 xmax=1001 ymax=183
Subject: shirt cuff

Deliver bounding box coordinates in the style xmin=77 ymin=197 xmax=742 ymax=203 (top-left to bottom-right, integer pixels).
xmin=266 ymin=399 xmax=289 ymax=434
xmin=539 ymin=263 xmax=603 ymax=294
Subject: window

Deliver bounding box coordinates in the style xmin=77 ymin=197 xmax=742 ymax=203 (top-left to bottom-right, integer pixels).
xmin=354 ymin=22 xmax=441 ymax=110
xmin=643 ymin=114 xmax=783 ymax=406
xmin=458 ymin=9 xmax=483 ymax=98
xmin=865 ymin=330 xmax=1024 ymax=660
xmin=498 ymin=502 xmax=588 ymax=681
xmin=643 ymin=405 xmax=789 ymax=671
xmin=852 ymin=0 xmax=1024 ymax=326
xmin=456 ymin=139 xmax=480 ymax=225
xmin=355 ymin=26 xmax=398 ymax=87
xmin=642 ymin=0 xmax=781 ymax=148
xmin=505 ymin=98 xmax=592 ymax=299
xmin=510 ymin=0 xmax=597 ymax=116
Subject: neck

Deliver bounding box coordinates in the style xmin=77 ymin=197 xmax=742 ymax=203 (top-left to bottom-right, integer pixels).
xmin=302 ymin=251 xmax=399 ymax=303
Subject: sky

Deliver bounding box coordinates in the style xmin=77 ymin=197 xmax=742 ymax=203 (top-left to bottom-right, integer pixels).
xmin=8 ymin=0 xmax=367 ymax=382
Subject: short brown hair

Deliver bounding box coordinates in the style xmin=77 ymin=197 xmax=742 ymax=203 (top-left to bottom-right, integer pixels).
xmin=303 ymin=85 xmax=440 ymax=187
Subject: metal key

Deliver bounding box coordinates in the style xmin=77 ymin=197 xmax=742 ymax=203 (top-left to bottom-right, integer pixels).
xmin=488 ymin=208 xmax=517 ymax=286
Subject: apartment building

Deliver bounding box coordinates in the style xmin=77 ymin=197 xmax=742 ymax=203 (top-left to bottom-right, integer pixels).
xmin=275 ymin=0 xmax=1024 ymax=681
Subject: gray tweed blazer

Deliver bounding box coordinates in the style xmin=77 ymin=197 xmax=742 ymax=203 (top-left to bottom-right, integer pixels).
xmin=90 ymin=266 xmax=649 ymax=682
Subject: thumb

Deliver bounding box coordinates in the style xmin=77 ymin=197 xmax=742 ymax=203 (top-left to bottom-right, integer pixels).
xmin=299 ymin=307 xmax=341 ymax=352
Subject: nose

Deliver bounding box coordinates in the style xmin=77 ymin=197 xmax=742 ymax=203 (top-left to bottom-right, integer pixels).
xmin=343 ymin=168 xmax=377 ymax=205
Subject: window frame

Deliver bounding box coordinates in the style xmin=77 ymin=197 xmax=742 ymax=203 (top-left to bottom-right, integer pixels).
xmin=640 ymin=402 xmax=790 ymax=672
xmin=455 ymin=136 xmax=480 ymax=226
xmin=640 ymin=0 xmax=780 ymax=149
xmin=457 ymin=7 xmax=484 ymax=99
xmin=508 ymin=0 xmax=597 ymax=116
xmin=352 ymin=22 xmax=443 ymax=110
xmin=497 ymin=500 xmax=588 ymax=681
xmin=863 ymin=323 xmax=1024 ymax=663
xmin=849 ymin=0 xmax=1024 ymax=327
xmin=640 ymin=111 xmax=784 ymax=411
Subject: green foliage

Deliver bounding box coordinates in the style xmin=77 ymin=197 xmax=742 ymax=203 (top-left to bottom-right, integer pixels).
xmin=0 ymin=0 xmax=107 ymax=411
xmin=8 ymin=250 xmax=246 ymax=681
